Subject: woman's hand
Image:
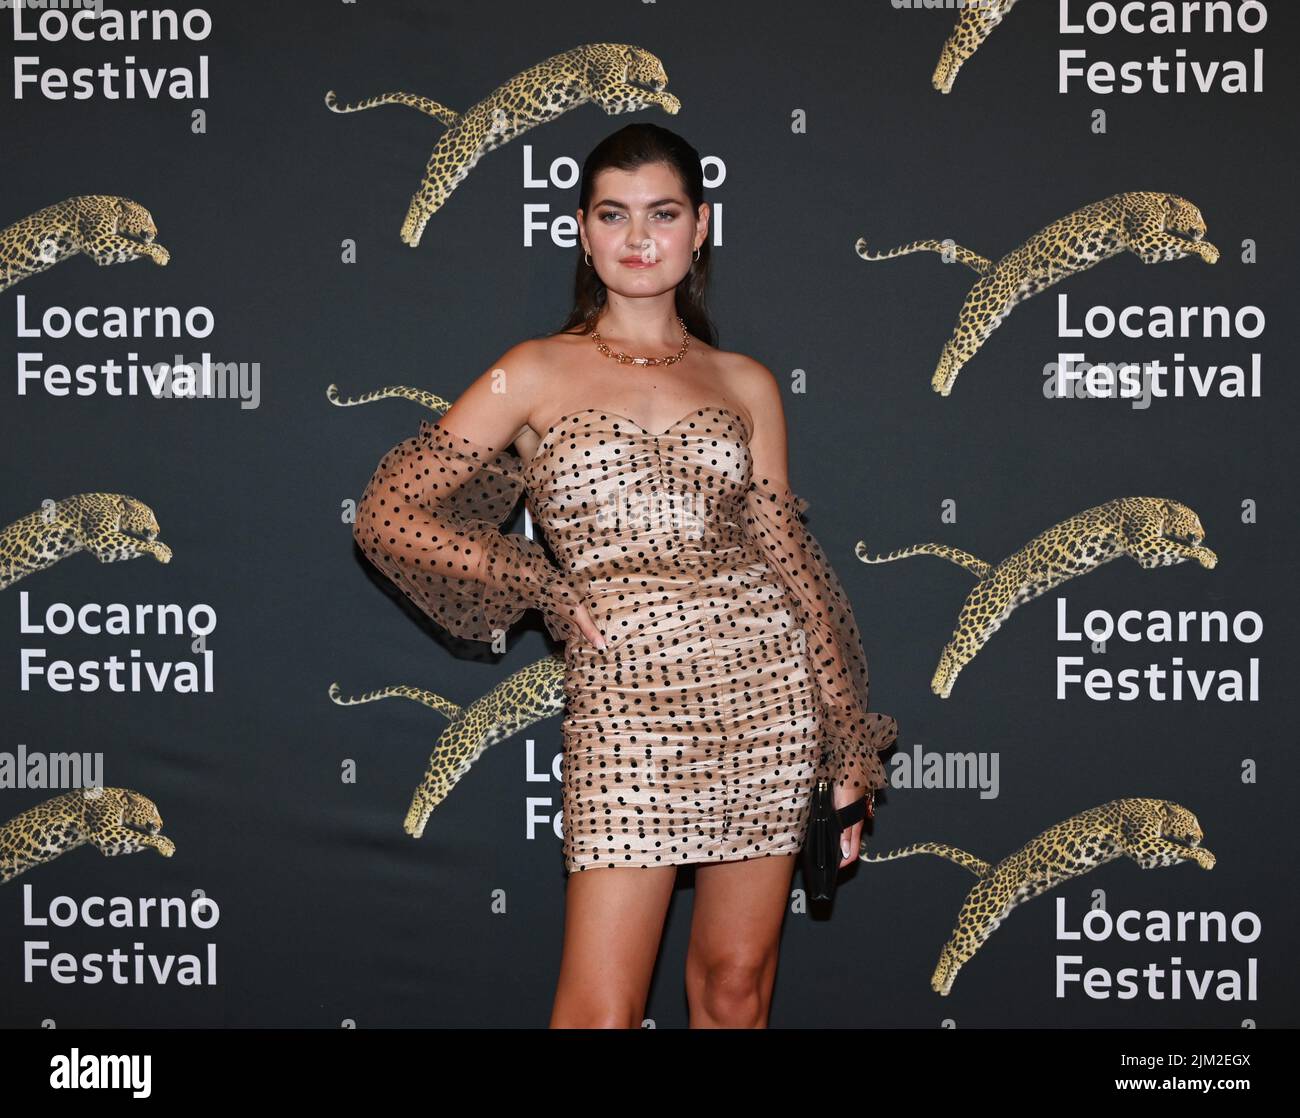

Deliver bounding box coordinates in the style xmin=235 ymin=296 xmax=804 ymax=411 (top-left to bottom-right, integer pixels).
xmin=538 ymin=579 xmax=607 ymax=650
xmin=834 ymin=784 xmax=864 ymax=869
xmin=571 ymin=599 xmax=607 ymax=650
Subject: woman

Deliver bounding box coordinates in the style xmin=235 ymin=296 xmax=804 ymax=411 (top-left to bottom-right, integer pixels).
xmin=353 ymin=123 xmax=896 ymax=1028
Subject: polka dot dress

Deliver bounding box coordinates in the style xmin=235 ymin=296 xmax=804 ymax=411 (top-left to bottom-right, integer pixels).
xmin=354 ymin=405 xmax=898 ymax=874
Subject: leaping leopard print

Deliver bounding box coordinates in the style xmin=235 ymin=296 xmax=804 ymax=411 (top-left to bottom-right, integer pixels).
xmin=0 ymin=195 xmax=170 ymax=293
xmin=856 ymin=191 xmax=1220 ymax=395
xmin=0 ymin=494 xmax=172 ymax=590
xmin=932 ymin=0 xmax=1020 ymax=94
xmin=330 ymin=656 xmax=565 ymax=838
xmin=1 ymin=788 xmax=175 ymax=884
xmin=861 ymin=798 xmax=1215 ymax=995
xmin=856 ymin=497 xmax=1217 ymax=698
xmin=326 ymin=42 xmax=681 ymax=248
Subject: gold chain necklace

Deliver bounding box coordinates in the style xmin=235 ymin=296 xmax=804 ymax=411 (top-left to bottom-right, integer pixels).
xmin=590 ymin=315 xmax=691 ymax=366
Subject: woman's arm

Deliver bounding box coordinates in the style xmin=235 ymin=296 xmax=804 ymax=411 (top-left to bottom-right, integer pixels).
xmin=352 ymin=348 xmax=600 ymax=647
xmin=739 ymin=362 xmax=898 ymax=812
xmin=417 ymin=343 xmax=541 ymax=453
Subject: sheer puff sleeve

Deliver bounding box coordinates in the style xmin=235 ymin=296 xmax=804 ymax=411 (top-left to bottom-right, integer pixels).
xmin=743 ymin=479 xmax=899 ymax=798
xmin=353 ymin=418 xmax=591 ymax=646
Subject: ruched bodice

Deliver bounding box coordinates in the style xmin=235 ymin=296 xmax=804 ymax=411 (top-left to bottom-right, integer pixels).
xmin=521 ymin=407 xmax=789 ymax=656
xmin=525 ymin=406 xmax=750 ymax=547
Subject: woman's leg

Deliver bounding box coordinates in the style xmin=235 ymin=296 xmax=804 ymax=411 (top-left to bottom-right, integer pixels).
xmin=685 ymin=853 xmax=798 ymax=1028
xmin=550 ymin=864 xmax=678 ymax=1028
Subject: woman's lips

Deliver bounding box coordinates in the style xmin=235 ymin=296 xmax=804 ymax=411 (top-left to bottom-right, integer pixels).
xmin=620 ymin=258 xmax=657 ymax=268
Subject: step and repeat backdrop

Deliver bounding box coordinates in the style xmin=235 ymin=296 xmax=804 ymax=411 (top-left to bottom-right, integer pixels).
xmin=1 ymin=0 xmax=1296 ymax=1027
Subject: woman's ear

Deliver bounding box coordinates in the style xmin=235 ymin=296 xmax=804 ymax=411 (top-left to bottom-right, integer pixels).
xmin=695 ymin=200 xmax=710 ymax=244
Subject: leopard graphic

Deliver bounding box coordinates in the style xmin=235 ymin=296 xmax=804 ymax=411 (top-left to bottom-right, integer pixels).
xmin=856 ymin=191 xmax=1219 ymax=395
xmin=0 ymin=494 xmax=172 ymax=591
xmin=1 ymin=788 xmax=175 ymax=884
xmin=330 ymin=656 xmax=565 ymax=838
xmin=861 ymin=798 xmax=1214 ymax=995
xmin=1 ymin=195 xmax=169 ymax=293
xmin=932 ymin=0 xmax=1020 ymax=94
xmin=326 ymin=42 xmax=681 ymax=248
xmin=856 ymin=497 xmax=1217 ymax=698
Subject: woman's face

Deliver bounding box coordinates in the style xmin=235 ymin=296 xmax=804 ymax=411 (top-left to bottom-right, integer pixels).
xmin=578 ymin=162 xmax=708 ymax=295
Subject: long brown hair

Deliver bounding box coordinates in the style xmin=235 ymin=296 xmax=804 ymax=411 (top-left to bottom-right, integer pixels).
xmin=548 ymin=123 xmax=717 ymax=346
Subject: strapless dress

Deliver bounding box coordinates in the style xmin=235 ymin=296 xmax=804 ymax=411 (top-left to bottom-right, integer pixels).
xmin=353 ymin=404 xmax=898 ymax=874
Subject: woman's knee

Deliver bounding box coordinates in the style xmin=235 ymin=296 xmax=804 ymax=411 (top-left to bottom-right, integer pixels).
xmin=692 ymin=955 xmax=772 ymax=1022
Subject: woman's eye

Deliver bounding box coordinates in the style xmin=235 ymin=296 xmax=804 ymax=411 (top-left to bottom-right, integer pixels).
xmin=597 ymin=211 xmax=677 ymax=222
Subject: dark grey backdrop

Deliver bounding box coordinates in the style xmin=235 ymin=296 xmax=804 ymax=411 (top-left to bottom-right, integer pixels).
xmin=1 ymin=1 xmax=1296 ymax=1026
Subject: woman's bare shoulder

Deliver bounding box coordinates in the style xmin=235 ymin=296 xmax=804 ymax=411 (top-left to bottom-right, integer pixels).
xmin=711 ymin=344 xmax=772 ymax=376
xmin=505 ymin=330 xmax=588 ymax=372
xmin=487 ymin=333 xmax=576 ymax=388
xmin=712 ymin=347 xmax=780 ymax=408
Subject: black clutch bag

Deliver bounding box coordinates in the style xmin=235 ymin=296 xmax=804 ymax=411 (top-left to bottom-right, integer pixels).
xmin=801 ymin=779 xmax=873 ymax=902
